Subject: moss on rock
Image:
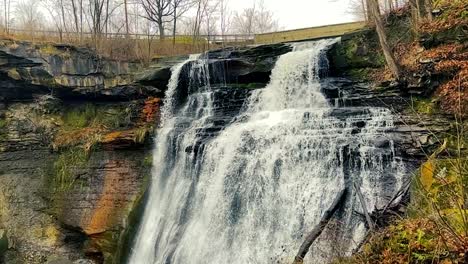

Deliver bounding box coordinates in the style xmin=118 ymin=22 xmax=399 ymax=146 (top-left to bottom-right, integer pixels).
xmin=328 ymin=31 xmax=386 ymax=78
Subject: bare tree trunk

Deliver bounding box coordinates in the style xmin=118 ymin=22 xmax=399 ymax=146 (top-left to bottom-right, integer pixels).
xmin=192 ymin=1 xmax=202 ymax=46
xmin=124 ymin=0 xmax=129 ymax=36
xmin=293 ymin=188 xmax=348 ymax=264
xmin=80 ymin=0 xmax=83 ymax=41
xmin=173 ymin=6 xmax=177 ymax=47
xmin=7 ymin=0 xmax=9 ymax=34
xmin=3 ymin=0 xmax=11 ymax=34
xmin=424 ymin=0 xmax=433 ymax=20
xmin=4 ymin=0 xmax=7 ymax=34
xmin=364 ymin=0 xmax=373 ymax=23
xmin=354 ymin=182 xmax=375 ymax=231
xmin=105 ymin=0 xmax=110 ymax=38
xmin=368 ymin=0 xmax=402 ymax=80
xmin=361 ymin=0 xmax=368 ymax=21
xmin=60 ymin=0 xmax=67 ymax=41
xmin=158 ymin=22 xmax=165 ymax=41
xmin=71 ymin=0 xmax=80 ymax=41
xmin=387 ymin=0 xmax=394 ymax=11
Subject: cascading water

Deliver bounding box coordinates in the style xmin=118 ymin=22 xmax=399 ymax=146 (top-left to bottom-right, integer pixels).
xmin=129 ymin=39 xmax=406 ymax=264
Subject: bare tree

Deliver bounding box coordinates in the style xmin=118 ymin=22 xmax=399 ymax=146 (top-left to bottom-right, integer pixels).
xmin=409 ymin=0 xmax=433 ymax=23
xmin=124 ymin=0 xmax=129 ymax=35
xmin=89 ymin=0 xmax=106 ymax=37
xmin=140 ymin=0 xmax=173 ymax=40
xmin=59 ymin=0 xmax=67 ymax=35
xmin=367 ymin=0 xmax=401 ymax=80
xmin=80 ymin=0 xmax=83 ymax=39
xmin=202 ymin=0 xmax=219 ymax=39
xmin=172 ymin=0 xmax=193 ymax=45
xmin=232 ymin=6 xmax=255 ymax=35
xmin=71 ymin=0 xmax=80 ymax=34
xmin=15 ymin=0 xmax=43 ymax=31
xmin=219 ymin=0 xmax=232 ymax=43
xmin=41 ymin=0 xmax=65 ymax=40
xmin=192 ymin=0 xmax=209 ymax=42
xmin=255 ymin=0 xmax=278 ymax=33
xmin=232 ymin=0 xmax=278 ymax=35
xmin=3 ymin=0 xmax=12 ymax=34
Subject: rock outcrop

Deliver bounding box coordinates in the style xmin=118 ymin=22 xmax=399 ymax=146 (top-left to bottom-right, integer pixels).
xmin=0 ymin=40 xmax=165 ymax=264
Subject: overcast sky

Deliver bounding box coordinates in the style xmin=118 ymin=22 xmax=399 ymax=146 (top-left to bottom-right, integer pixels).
xmin=229 ymin=0 xmax=356 ymax=30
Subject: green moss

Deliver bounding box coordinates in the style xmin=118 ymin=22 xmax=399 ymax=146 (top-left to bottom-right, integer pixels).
xmin=63 ymin=104 xmax=97 ymax=129
xmin=115 ymin=175 xmax=150 ymax=264
xmin=62 ymin=104 xmax=131 ymax=131
xmin=0 ymin=119 xmax=6 ymax=130
xmin=51 ymin=147 xmax=88 ymax=192
xmin=142 ymin=153 xmax=153 ymax=168
xmin=0 ymin=118 xmax=7 ymax=141
xmin=0 ymin=229 xmax=8 ymax=256
xmin=87 ymin=230 xmax=121 ymax=264
xmin=348 ymin=68 xmax=373 ymax=81
xmin=411 ymin=98 xmax=439 ymax=115
xmin=245 ymin=83 xmax=265 ymax=89
xmin=39 ymin=44 xmax=60 ymax=55
xmin=328 ymin=31 xmax=386 ymax=80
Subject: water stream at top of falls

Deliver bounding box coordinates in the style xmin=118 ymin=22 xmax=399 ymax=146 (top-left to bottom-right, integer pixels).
xmin=128 ymin=39 xmax=407 ymax=264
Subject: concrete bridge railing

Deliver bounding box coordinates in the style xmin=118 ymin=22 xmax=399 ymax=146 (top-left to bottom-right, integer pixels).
xmin=254 ymin=21 xmax=368 ymax=44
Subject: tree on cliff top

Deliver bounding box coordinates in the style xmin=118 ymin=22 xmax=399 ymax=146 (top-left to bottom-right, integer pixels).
xmin=366 ymin=0 xmax=402 ymax=81
xmin=140 ymin=0 xmax=173 ymax=40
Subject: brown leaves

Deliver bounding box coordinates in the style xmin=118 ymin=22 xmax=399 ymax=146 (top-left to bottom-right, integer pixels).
xmin=436 ymin=63 xmax=468 ymax=117
xmin=408 ymin=43 xmax=468 ymax=117
xmin=423 ymin=44 xmax=466 ymax=61
xmin=419 ymin=1 xmax=468 ymax=34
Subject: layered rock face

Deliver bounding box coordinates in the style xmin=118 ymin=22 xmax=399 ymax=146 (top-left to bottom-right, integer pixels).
xmin=0 ymin=38 xmax=443 ymax=264
xmin=0 ymin=40 xmax=172 ymax=264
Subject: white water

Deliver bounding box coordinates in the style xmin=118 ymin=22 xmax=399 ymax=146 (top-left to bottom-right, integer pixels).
xmin=129 ymin=39 xmax=406 ymax=264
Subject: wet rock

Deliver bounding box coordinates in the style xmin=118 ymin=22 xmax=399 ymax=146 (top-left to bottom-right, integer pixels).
xmin=35 ymin=95 xmax=63 ymax=114
xmin=73 ymin=259 xmax=96 ymax=264
xmin=135 ymin=55 xmax=189 ymax=89
xmin=0 ymin=229 xmax=8 ymax=257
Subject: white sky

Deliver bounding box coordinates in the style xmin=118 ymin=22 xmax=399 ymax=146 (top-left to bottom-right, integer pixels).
xmin=229 ymin=0 xmax=356 ymax=30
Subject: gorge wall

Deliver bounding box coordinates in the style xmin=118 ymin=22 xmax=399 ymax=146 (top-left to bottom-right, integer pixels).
xmin=0 ymin=36 xmax=446 ymax=264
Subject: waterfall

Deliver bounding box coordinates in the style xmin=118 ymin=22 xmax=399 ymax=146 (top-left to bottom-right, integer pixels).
xmin=129 ymin=39 xmax=406 ymax=264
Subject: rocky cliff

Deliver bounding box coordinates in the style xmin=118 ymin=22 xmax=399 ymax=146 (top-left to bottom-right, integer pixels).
xmin=0 ymin=39 xmax=178 ymax=264
xmin=0 ymin=37 xmax=447 ymax=264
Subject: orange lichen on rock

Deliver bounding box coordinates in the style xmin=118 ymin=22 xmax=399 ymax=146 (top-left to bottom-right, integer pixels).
xmin=81 ymin=160 xmax=133 ymax=235
xmin=100 ymin=128 xmax=149 ymax=149
xmin=101 ymin=131 xmax=123 ymax=143
xmin=141 ymin=97 xmax=161 ymax=123
xmin=53 ymin=126 xmax=105 ymax=151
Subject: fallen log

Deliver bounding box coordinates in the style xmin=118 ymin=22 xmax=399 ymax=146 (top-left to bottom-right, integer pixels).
xmin=293 ymin=188 xmax=348 ymax=264
xmin=354 ymin=181 xmax=375 ymax=231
